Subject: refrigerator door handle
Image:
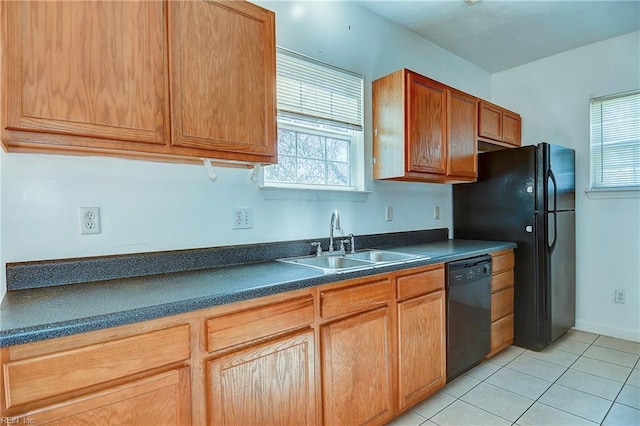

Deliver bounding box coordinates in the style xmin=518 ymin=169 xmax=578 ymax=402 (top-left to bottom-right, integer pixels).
xmin=548 ymin=169 xmax=558 ymax=252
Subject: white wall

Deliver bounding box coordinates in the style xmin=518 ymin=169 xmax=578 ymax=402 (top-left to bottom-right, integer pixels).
xmin=0 ymin=1 xmax=491 ymax=300
xmin=491 ymin=31 xmax=640 ymax=342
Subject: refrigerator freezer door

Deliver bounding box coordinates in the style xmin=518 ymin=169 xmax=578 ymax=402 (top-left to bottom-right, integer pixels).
xmin=454 ymin=146 xmax=536 ymax=241
xmin=539 ymin=143 xmax=576 ymax=212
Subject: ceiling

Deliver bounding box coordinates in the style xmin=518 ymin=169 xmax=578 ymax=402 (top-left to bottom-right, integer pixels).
xmin=355 ymin=0 xmax=640 ymax=73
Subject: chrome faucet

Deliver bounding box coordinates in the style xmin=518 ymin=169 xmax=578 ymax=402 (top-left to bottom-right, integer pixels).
xmin=328 ymin=210 xmax=341 ymax=253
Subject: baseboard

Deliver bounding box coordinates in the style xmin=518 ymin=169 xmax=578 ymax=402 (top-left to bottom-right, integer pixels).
xmin=574 ymin=320 xmax=640 ymax=343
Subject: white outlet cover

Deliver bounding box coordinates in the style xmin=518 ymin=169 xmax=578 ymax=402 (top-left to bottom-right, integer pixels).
xmin=80 ymin=207 xmax=101 ymax=235
xmin=233 ymin=208 xmax=253 ymax=229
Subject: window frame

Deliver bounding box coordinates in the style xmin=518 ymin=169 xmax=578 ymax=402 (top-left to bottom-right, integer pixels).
xmin=262 ymin=48 xmax=365 ymax=193
xmin=264 ymin=120 xmax=359 ymax=191
xmin=589 ymin=89 xmax=640 ymax=194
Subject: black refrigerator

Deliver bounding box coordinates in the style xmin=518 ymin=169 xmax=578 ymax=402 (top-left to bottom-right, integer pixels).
xmin=453 ymin=142 xmax=576 ymax=351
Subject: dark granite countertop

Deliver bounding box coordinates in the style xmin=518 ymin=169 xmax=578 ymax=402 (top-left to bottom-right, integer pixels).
xmin=0 ymin=237 xmax=516 ymax=347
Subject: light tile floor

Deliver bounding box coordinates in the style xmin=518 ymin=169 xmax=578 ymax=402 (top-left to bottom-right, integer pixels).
xmin=387 ymin=330 xmax=640 ymax=426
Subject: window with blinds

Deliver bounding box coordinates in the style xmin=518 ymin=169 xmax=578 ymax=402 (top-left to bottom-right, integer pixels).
xmin=264 ymin=48 xmax=364 ymax=190
xmin=590 ymin=90 xmax=640 ymax=190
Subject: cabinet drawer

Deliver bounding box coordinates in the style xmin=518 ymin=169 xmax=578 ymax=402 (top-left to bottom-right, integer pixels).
xmin=491 ymin=313 xmax=514 ymax=353
xmin=3 ymin=325 xmax=190 ymax=408
xmin=320 ymin=279 xmax=391 ymax=320
xmin=23 ymin=368 xmax=191 ymax=425
xmin=491 ymin=250 xmax=514 ymax=274
xmin=207 ymin=296 xmax=314 ymax=352
xmin=491 ymin=269 xmax=514 ymax=293
xmin=491 ymin=287 xmax=514 ymax=321
xmin=396 ymin=265 xmax=444 ymax=301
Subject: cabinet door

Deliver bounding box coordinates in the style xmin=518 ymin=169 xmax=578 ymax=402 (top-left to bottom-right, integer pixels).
xmin=406 ymin=73 xmax=447 ymax=175
xmin=490 ymin=314 xmax=514 ymax=356
xmin=478 ymin=102 xmax=503 ymax=141
xmin=169 ymin=0 xmax=277 ymax=161
xmin=322 ymin=308 xmax=393 ymax=426
xmin=397 ymin=291 xmax=446 ymax=411
xmin=3 ymin=1 xmax=168 ymax=146
xmin=502 ymin=110 xmax=522 ymax=146
xmin=208 ymin=330 xmax=316 ymax=426
xmin=21 ymin=369 xmax=191 ymax=425
xmin=447 ymin=89 xmax=478 ymax=179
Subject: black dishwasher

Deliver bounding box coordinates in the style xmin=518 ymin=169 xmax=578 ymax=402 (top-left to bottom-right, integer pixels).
xmin=446 ymin=255 xmax=492 ymax=382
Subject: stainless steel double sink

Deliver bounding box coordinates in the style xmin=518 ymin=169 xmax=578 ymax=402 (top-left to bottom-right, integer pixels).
xmin=278 ymin=249 xmax=429 ymax=274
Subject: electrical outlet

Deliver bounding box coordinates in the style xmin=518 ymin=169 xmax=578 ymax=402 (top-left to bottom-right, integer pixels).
xmin=385 ymin=206 xmax=393 ymax=221
xmin=80 ymin=207 xmax=101 ymax=235
xmin=233 ymin=208 xmax=253 ymax=229
xmin=434 ymin=206 xmax=440 ymax=220
xmin=615 ymin=289 xmax=625 ymax=304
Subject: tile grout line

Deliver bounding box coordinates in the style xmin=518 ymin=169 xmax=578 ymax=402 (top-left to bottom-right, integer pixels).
xmin=529 ymin=333 xmax=640 ymax=425
xmin=511 ymin=335 xmax=614 ymax=425
xmin=604 ymin=353 xmax=640 ymax=416
xmin=403 ymin=333 xmax=639 ymax=426
xmin=435 ymin=351 xmax=529 ymax=425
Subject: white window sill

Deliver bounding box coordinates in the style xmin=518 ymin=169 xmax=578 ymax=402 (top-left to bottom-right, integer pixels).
xmin=585 ymin=188 xmax=640 ymax=199
xmin=261 ymin=186 xmax=371 ymax=202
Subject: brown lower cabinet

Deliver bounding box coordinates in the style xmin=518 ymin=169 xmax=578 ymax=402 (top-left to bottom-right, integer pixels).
xmin=208 ymin=330 xmax=316 ymax=425
xmin=487 ymin=249 xmax=516 ymax=357
xmin=322 ymin=307 xmax=394 ymax=425
xmin=397 ymin=291 xmax=446 ymax=411
xmin=18 ymin=369 xmax=191 ymax=425
xmin=0 ymin=253 xmax=511 ymax=425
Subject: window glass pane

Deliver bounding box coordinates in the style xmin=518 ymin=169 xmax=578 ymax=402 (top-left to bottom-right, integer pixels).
xmin=297 ymin=158 xmax=326 ymax=184
xmin=297 ymin=133 xmax=325 ymax=160
xmin=278 ymin=129 xmax=296 ymax=156
xmin=265 ymin=156 xmax=296 ymax=183
xmin=327 ymin=138 xmax=350 ymax=162
xmin=327 ymin=162 xmax=350 ymax=186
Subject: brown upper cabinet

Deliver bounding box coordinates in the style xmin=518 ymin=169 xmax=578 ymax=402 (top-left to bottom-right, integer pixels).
xmin=0 ymin=0 xmax=277 ymax=165
xmin=478 ymin=100 xmax=522 ymax=147
xmin=373 ymin=69 xmax=477 ymax=183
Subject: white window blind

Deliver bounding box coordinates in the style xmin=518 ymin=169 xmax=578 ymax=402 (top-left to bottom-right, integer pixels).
xmin=590 ymin=90 xmax=640 ymax=189
xmin=276 ymin=48 xmax=363 ymax=130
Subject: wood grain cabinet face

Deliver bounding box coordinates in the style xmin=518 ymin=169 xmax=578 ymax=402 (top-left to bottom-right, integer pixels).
xmin=3 ymin=325 xmax=190 ymax=408
xmin=206 ymin=295 xmax=314 ymax=353
xmin=19 ymin=369 xmax=191 ymax=426
xmin=321 ymin=308 xmax=394 ymax=426
xmin=1 ymin=325 xmax=191 ymax=424
xmin=2 ymin=1 xmax=168 ymax=147
xmin=478 ymin=101 xmax=521 ymax=147
xmin=478 ymin=102 xmax=503 ymax=141
xmin=168 ymin=0 xmax=277 ymax=161
xmin=207 ymin=330 xmax=316 ymax=426
xmin=397 ymin=291 xmax=446 ymax=411
xmin=372 ymin=69 xmax=477 ymax=183
xmin=487 ymin=250 xmax=516 ymax=357
xmin=502 ymin=110 xmax=522 ymax=146
xmin=396 ymin=265 xmax=444 ymax=301
xmin=406 ymin=73 xmax=447 ymax=175
xmin=1 ymin=0 xmax=277 ymax=164
xmin=447 ymin=89 xmax=478 ymax=180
